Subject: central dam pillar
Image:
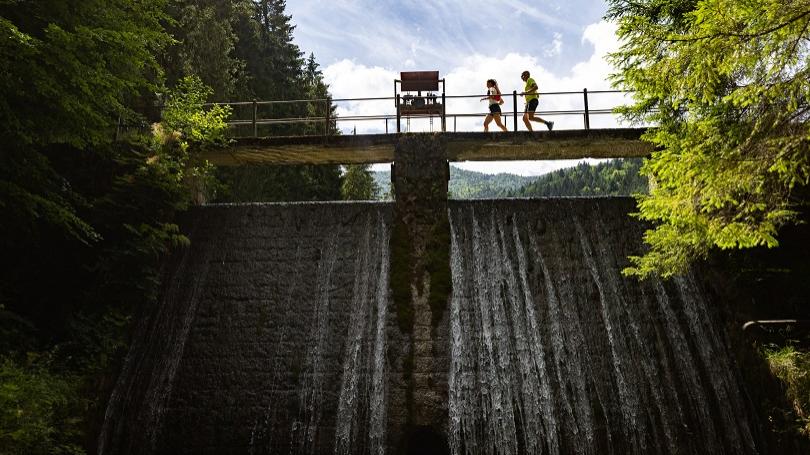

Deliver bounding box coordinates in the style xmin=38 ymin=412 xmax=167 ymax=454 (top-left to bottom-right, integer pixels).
xmin=389 ymin=134 xmax=452 ymax=453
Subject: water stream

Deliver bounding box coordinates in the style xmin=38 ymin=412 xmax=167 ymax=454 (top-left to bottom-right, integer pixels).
xmin=99 ymin=199 xmax=761 ymax=454
xmin=447 ymin=199 xmax=759 ymax=455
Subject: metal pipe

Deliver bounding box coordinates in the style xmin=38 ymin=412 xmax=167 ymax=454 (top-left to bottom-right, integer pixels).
xmin=396 ymin=94 xmax=401 ymax=133
xmin=742 ymin=320 xmax=810 ymax=331
xmin=512 ymin=90 xmax=518 ymax=132
xmin=583 ymin=88 xmax=590 ymax=130
xmin=441 ymin=91 xmax=446 ymax=132
xmin=252 ymin=99 xmax=258 ymax=137
xmin=325 ymin=96 xmax=330 ymax=137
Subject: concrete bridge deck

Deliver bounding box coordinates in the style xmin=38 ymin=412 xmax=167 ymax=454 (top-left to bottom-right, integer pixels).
xmin=201 ymin=128 xmax=652 ymax=166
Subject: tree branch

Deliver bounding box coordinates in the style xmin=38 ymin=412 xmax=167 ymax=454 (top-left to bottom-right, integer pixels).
xmin=662 ymin=9 xmax=810 ymax=42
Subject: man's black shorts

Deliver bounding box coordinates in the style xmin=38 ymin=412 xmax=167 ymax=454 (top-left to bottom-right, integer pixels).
xmin=525 ymin=98 xmax=539 ymax=113
xmin=489 ymin=103 xmax=502 ymax=114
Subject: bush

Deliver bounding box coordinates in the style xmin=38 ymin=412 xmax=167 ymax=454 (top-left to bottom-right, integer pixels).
xmin=0 ymin=355 xmax=85 ymax=455
xmin=765 ymin=346 xmax=810 ymax=436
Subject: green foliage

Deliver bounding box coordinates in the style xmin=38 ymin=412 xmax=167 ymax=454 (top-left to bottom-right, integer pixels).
xmin=510 ymin=159 xmax=648 ymax=197
xmin=765 ymin=346 xmax=810 ymax=436
xmin=1 ymin=1 xmax=337 ymax=452
xmin=0 ymin=1 xmax=171 ymax=149
xmin=162 ymin=1 xmax=247 ymax=100
xmin=215 ymin=165 xmax=342 ymax=202
xmin=155 ymin=76 xmax=232 ymax=204
xmin=607 ymin=0 xmax=810 ymax=278
xmin=341 ymin=165 xmax=379 ymax=200
xmin=0 ymin=355 xmax=84 ymax=455
xmin=0 ymin=0 xmax=171 ymax=259
xmin=450 ymin=168 xmax=534 ymax=199
xmin=374 ymin=167 xmax=533 ymax=200
xmin=161 ymin=76 xmax=233 ymax=147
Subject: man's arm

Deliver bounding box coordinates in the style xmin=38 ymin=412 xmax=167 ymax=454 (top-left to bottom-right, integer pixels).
xmin=521 ymin=81 xmax=539 ymax=95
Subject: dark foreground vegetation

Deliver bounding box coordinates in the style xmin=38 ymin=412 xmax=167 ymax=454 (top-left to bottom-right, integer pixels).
xmin=1 ymin=0 xmax=808 ymax=452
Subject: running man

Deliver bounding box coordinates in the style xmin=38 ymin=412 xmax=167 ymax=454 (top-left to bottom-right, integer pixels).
xmin=520 ymin=70 xmax=554 ymax=131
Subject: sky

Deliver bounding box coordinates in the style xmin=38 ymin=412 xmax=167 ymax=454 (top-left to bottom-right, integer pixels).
xmin=286 ymin=0 xmax=631 ymax=175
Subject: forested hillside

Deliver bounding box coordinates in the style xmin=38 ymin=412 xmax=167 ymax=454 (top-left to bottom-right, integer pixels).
xmin=509 ymin=159 xmax=648 ymax=197
xmin=374 ymin=167 xmax=533 ymax=200
xmin=375 ymin=160 xmax=645 ymax=200
xmin=0 ymin=2 xmax=354 ymax=453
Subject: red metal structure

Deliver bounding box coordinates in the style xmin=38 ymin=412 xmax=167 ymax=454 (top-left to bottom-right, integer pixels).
xmin=395 ymin=71 xmax=446 ymax=132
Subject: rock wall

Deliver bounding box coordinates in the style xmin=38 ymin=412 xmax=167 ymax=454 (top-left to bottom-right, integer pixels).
xmin=99 ymin=202 xmax=394 ymax=455
xmin=99 ymin=197 xmax=772 ymax=454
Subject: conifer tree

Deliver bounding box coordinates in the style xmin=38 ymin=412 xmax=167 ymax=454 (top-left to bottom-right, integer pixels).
xmin=607 ymin=0 xmax=810 ymax=278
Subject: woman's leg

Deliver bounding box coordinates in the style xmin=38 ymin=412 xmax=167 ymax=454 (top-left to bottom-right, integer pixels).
xmin=484 ymin=114 xmax=493 ymax=132
xmin=494 ymin=114 xmax=508 ymax=132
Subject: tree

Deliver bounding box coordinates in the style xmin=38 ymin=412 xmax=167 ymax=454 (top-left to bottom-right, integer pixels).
xmin=162 ymin=0 xmax=248 ymax=101
xmin=341 ymin=165 xmax=379 ymax=200
xmin=302 ymin=53 xmax=339 ymax=136
xmin=607 ymin=0 xmax=810 ymax=278
xmin=0 ymin=0 xmax=170 ymax=149
xmin=0 ymin=0 xmax=170 ymax=241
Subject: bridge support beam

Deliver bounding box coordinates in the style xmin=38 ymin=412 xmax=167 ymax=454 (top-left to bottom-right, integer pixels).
xmin=389 ymin=134 xmax=452 ymax=452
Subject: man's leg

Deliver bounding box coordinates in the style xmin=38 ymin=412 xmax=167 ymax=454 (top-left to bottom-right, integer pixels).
xmin=527 ymin=107 xmax=553 ymax=130
xmin=522 ymin=111 xmax=533 ymax=131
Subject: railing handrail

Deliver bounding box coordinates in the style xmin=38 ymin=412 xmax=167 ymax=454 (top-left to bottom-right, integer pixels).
xmin=203 ymin=89 xmax=627 ymax=107
xmin=201 ymin=88 xmax=636 ymax=136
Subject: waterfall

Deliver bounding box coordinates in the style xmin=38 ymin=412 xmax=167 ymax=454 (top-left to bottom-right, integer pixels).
xmin=334 ymin=215 xmax=390 ymax=455
xmin=447 ymin=199 xmax=760 ymax=455
xmin=99 ymin=203 xmax=391 ymax=455
xmin=99 ymin=198 xmax=763 ymax=454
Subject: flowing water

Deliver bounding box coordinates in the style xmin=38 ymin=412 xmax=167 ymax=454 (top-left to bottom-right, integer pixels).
xmin=99 ymin=198 xmax=761 ymax=454
xmin=447 ymin=199 xmax=760 ymax=455
xmin=98 ymin=203 xmax=391 ymax=455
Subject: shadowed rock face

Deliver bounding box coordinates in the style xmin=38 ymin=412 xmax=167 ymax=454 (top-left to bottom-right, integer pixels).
xmin=98 ymin=202 xmax=394 ymax=455
xmin=99 ymin=198 xmax=765 ymax=455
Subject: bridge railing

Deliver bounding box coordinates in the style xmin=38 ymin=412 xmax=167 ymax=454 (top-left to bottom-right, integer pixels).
xmin=205 ymin=89 xmax=632 ymax=137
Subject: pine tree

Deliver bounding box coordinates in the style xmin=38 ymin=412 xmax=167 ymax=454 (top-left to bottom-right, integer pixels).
xmin=162 ymin=0 xmax=248 ymax=101
xmin=342 ymin=165 xmax=379 ymax=200
xmin=607 ymin=0 xmax=810 ymax=278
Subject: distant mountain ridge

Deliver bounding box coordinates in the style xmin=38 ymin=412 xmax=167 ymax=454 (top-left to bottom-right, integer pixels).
xmin=372 ymin=159 xmax=648 ymax=200
xmin=373 ymin=166 xmax=534 ymax=200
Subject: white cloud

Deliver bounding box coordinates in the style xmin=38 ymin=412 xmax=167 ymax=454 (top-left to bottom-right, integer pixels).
xmin=318 ymin=19 xmax=630 ymax=174
xmin=544 ymin=33 xmax=563 ymax=57
xmin=323 ymin=21 xmax=628 ymax=135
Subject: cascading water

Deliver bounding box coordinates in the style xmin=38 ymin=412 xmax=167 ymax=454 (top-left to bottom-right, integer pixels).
xmin=447 ymin=199 xmax=761 ymax=455
xmin=98 ymin=203 xmax=391 ymax=455
xmin=99 ymin=197 xmax=764 ymax=454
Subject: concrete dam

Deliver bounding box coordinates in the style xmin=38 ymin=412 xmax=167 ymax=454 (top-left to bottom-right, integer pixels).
xmin=98 ymin=197 xmax=764 ymax=454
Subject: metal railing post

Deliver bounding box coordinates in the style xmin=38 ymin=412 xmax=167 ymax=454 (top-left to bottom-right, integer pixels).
xmin=583 ymin=88 xmax=590 ymax=130
xmin=252 ymin=99 xmax=258 ymax=137
xmin=512 ymin=90 xmax=518 ymax=132
xmin=385 ymin=118 xmax=388 ymax=134
xmin=441 ymin=92 xmax=446 ymax=132
xmin=396 ymin=94 xmax=401 ymax=133
xmin=325 ymin=96 xmax=331 ymax=137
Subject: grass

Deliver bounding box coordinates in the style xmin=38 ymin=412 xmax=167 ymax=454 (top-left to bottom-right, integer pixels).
xmin=765 ymin=346 xmax=810 ymax=436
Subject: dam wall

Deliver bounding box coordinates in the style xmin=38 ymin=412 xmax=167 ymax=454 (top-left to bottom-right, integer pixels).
xmin=98 ymin=198 xmax=764 ymax=454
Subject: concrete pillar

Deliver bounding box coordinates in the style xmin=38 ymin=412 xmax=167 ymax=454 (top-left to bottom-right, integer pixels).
xmin=388 ymin=134 xmax=452 ymax=453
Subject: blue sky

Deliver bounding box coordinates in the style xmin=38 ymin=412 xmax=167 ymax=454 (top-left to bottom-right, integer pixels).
xmin=286 ymin=0 xmax=629 ymax=175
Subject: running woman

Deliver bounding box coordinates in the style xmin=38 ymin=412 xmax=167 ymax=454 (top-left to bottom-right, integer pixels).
xmin=481 ymin=79 xmax=508 ymax=132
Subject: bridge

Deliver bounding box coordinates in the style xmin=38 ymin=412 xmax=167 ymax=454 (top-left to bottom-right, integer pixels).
xmin=200 ymin=87 xmax=653 ymax=166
